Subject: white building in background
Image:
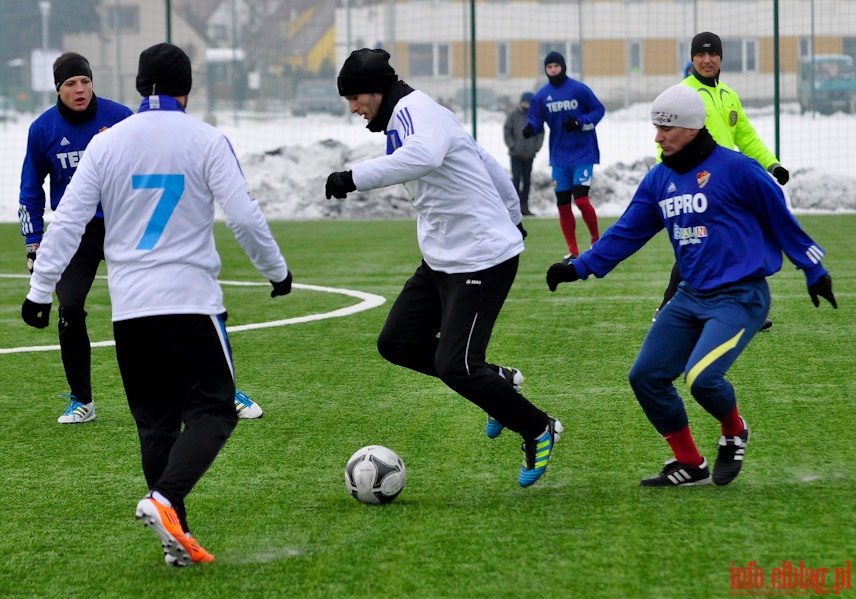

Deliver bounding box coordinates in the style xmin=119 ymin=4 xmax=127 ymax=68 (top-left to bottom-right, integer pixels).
xmin=61 ymin=1 xmax=207 ymax=107
xmin=334 ymin=0 xmax=856 ymax=109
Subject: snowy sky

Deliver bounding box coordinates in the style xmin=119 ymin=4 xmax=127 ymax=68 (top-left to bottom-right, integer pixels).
xmin=2 ymin=99 xmax=854 ymax=225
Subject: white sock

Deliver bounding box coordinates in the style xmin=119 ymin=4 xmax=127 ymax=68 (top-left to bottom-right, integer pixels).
xmin=151 ymin=490 xmax=172 ymax=507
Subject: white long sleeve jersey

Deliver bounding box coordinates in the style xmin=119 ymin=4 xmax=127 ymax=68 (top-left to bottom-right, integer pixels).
xmin=28 ymin=98 xmax=288 ymax=321
xmin=351 ymin=90 xmax=524 ymax=274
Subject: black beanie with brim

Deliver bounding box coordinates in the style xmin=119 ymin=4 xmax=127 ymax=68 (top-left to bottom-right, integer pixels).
xmin=136 ymin=43 xmax=192 ymax=97
xmin=337 ymin=48 xmax=398 ymax=96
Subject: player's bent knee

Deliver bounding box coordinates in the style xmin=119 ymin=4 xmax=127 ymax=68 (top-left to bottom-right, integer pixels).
xmin=57 ymin=306 xmax=88 ymax=332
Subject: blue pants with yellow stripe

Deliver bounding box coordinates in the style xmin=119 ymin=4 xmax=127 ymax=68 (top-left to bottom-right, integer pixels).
xmin=628 ymin=278 xmax=771 ymax=434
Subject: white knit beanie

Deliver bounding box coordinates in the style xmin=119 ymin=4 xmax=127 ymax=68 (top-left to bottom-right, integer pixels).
xmin=650 ymin=84 xmax=706 ymax=129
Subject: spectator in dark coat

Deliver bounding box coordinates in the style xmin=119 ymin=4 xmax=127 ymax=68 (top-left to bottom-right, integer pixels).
xmin=503 ymin=92 xmax=543 ymax=215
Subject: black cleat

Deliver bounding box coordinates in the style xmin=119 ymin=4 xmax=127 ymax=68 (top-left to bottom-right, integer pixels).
xmin=640 ymin=458 xmax=712 ymax=487
xmin=713 ymin=417 xmax=750 ymax=486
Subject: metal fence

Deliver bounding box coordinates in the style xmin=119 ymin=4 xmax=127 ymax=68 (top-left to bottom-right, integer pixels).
xmin=2 ymin=0 xmax=854 ymax=215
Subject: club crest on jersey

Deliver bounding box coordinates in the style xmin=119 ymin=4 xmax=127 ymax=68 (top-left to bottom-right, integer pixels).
xmin=730 ymin=110 xmax=738 ymax=126
xmin=696 ymin=171 xmax=711 ymax=188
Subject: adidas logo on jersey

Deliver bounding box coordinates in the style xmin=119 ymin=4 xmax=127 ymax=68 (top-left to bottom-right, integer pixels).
xmin=60 ymin=137 xmax=70 ymax=146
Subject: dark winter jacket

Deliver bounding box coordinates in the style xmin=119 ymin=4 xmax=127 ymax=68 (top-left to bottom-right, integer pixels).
xmin=504 ymin=105 xmax=543 ymax=160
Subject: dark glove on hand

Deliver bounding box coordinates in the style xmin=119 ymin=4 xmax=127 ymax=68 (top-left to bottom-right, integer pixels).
xmin=516 ymin=222 xmax=528 ymax=239
xmin=270 ymin=271 xmax=293 ymax=298
xmin=22 ymin=298 xmax=51 ymax=328
xmin=563 ymin=117 xmax=582 ymax=132
xmin=772 ymin=166 xmax=790 ymax=186
xmin=26 ymin=243 xmax=38 ymax=274
xmin=807 ymin=274 xmax=837 ymax=309
xmin=546 ymin=262 xmax=579 ymax=292
xmin=521 ymin=124 xmax=533 ymax=139
xmin=325 ymin=171 xmax=356 ymax=199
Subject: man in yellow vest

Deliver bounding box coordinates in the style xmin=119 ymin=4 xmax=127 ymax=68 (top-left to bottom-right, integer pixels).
xmin=654 ymin=32 xmax=789 ymax=329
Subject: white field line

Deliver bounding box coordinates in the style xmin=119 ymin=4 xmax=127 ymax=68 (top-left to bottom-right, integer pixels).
xmin=0 ymin=276 xmax=386 ymax=354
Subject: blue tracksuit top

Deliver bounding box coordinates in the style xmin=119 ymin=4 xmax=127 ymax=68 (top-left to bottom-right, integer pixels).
xmin=526 ymin=77 xmax=604 ymax=167
xmin=574 ymin=145 xmax=828 ymax=289
xmin=19 ymin=97 xmax=133 ymax=245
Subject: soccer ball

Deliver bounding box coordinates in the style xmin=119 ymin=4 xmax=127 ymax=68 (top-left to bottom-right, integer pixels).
xmin=344 ymin=445 xmax=406 ymax=505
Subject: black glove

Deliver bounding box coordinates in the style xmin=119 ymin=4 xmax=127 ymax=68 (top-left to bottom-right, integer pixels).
xmin=563 ymin=117 xmax=582 ymax=132
xmin=22 ymin=298 xmax=51 ymax=328
xmin=516 ymin=222 xmax=527 ymax=240
xmin=325 ymin=171 xmax=356 ymax=199
xmin=807 ymin=274 xmax=837 ymax=309
xmin=521 ymin=124 xmax=533 ymax=139
xmin=546 ymin=262 xmax=580 ymax=292
xmin=772 ymin=166 xmax=790 ymax=186
xmin=270 ymin=271 xmax=293 ymax=298
xmin=26 ymin=243 xmax=38 ymax=274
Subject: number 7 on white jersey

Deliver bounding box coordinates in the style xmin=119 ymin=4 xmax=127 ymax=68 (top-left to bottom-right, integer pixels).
xmin=132 ymin=174 xmax=185 ymax=250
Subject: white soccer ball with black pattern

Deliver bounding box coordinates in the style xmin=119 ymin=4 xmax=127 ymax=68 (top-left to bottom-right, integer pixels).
xmin=344 ymin=445 xmax=406 ymax=505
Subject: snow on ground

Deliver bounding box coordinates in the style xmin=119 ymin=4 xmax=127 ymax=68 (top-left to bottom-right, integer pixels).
xmin=1 ymin=100 xmax=854 ymax=224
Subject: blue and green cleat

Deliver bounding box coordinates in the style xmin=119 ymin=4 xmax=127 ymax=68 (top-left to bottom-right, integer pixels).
xmin=518 ymin=417 xmax=562 ymax=487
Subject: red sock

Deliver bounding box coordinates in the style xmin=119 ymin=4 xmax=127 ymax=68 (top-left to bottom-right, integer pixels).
xmin=720 ymin=406 xmax=745 ymax=436
xmin=557 ymin=203 xmax=579 ymax=256
xmin=574 ymin=196 xmax=600 ymax=244
xmin=663 ymin=425 xmax=704 ymax=466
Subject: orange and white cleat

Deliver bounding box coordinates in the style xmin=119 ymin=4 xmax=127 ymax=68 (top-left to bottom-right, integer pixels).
xmin=135 ymin=496 xmax=215 ymax=566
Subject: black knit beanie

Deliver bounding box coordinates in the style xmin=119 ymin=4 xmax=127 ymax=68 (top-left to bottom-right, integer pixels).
xmin=136 ymin=43 xmax=192 ymax=97
xmin=337 ymin=48 xmax=398 ymax=96
xmin=53 ymin=53 xmax=93 ymax=91
xmin=691 ymin=32 xmax=722 ymax=58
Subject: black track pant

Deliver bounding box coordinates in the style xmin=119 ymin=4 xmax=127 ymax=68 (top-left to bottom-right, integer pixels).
xmin=55 ymin=218 xmax=105 ymax=403
xmin=510 ymin=156 xmax=534 ymax=212
xmin=114 ymin=314 xmax=238 ymax=533
xmin=377 ymin=256 xmax=548 ymax=439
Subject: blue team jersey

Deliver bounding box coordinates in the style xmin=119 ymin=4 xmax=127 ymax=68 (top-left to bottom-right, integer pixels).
xmin=574 ymin=145 xmax=828 ymax=289
xmin=19 ymin=97 xmax=133 ymax=244
xmin=526 ymin=78 xmax=604 ymax=167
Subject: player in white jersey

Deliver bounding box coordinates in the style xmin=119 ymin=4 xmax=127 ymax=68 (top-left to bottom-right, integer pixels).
xmin=22 ymin=43 xmax=292 ymax=566
xmin=325 ymin=48 xmax=562 ymax=488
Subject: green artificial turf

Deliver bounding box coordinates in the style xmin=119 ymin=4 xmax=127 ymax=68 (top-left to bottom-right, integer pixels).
xmin=0 ymin=216 xmax=852 ymax=598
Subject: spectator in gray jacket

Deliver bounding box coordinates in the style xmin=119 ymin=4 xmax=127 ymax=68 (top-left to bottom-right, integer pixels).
xmin=503 ymin=92 xmax=543 ymax=215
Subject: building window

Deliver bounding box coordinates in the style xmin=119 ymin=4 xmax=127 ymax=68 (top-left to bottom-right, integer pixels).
xmin=438 ymin=44 xmax=450 ymax=77
xmin=409 ymin=44 xmax=433 ymax=77
xmin=745 ymin=40 xmax=756 ymax=71
xmin=842 ymin=37 xmax=856 ymax=60
xmin=720 ymin=39 xmax=758 ymax=74
xmin=497 ymin=42 xmax=510 ymax=78
xmin=540 ymin=42 xmax=581 ymax=77
xmin=628 ymin=40 xmax=642 ymax=75
xmin=408 ymin=43 xmax=450 ymax=78
xmin=799 ymin=37 xmax=813 ymax=60
xmin=677 ymin=40 xmax=691 ymax=74
xmin=209 ymin=24 xmax=227 ymax=45
xmin=108 ymin=6 xmax=138 ymax=32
